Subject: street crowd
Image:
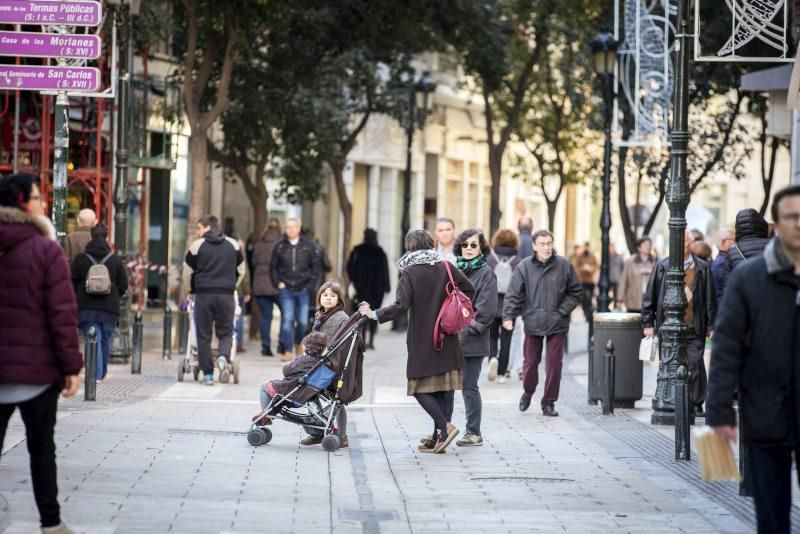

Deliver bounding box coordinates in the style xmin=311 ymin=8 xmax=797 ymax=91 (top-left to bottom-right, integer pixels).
xmin=1 ymin=168 xmax=800 ymax=532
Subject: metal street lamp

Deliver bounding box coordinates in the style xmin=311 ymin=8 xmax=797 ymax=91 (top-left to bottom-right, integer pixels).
xmin=392 ymin=70 xmax=437 ymax=332
xmin=591 ymin=30 xmax=617 ymax=314
xmin=651 ymin=0 xmax=692 ymax=462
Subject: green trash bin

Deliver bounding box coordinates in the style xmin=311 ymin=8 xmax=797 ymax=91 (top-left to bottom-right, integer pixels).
xmin=588 ymin=312 xmax=643 ymax=408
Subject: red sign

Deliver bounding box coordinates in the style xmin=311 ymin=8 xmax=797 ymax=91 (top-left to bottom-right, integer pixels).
xmin=3 ymin=115 xmax=42 ymax=152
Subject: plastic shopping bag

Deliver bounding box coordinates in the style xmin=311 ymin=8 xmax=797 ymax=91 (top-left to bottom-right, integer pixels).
xmin=639 ymin=336 xmax=659 ymax=361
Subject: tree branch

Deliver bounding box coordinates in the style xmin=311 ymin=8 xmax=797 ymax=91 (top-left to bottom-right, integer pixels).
xmin=199 ymin=12 xmax=238 ymax=131
xmin=181 ymin=0 xmax=199 ymax=124
xmin=341 ymin=109 xmax=371 ymax=157
xmin=689 ymin=92 xmax=743 ymax=194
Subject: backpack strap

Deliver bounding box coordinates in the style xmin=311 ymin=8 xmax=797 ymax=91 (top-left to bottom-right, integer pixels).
xmin=490 ymin=250 xmax=500 ymax=263
xmin=442 ymin=258 xmax=457 ymax=291
xmin=734 ymin=245 xmax=746 ymax=262
xmin=99 ymin=251 xmax=115 ymax=265
xmin=83 ymin=252 xmax=98 ymax=265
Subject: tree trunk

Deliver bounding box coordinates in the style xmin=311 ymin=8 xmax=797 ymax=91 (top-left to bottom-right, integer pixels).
xmin=488 ymin=147 xmax=503 ymax=235
xmin=250 ymin=190 xmax=267 ymax=241
xmin=616 ymin=144 xmax=637 ymax=254
xmin=546 ymin=200 xmax=557 ymax=234
xmin=759 ymin=137 xmax=780 ymax=216
xmin=331 ymin=162 xmax=353 ymax=280
xmin=188 ymin=132 xmax=208 ymax=228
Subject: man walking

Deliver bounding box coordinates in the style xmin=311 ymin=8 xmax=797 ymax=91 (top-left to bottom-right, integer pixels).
xmin=707 ymin=185 xmax=800 ymax=532
xmin=435 ymin=217 xmax=457 ymax=264
xmin=64 ymin=208 xmax=96 ymax=265
xmin=503 ymin=230 xmax=583 ymax=416
xmin=711 ymin=227 xmax=734 ymax=302
xmin=270 ymin=217 xmax=320 ymax=362
xmin=616 ymin=236 xmax=656 ymax=313
xmin=516 ymin=216 xmax=533 ymax=260
xmin=183 ymin=215 xmax=245 ymax=385
xmin=642 ymin=230 xmax=716 ymax=416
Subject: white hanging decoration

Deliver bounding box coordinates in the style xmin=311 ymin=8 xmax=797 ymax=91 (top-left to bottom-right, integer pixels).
xmin=694 ymin=0 xmax=792 ymax=62
xmin=615 ymin=0 xmax=675 ymax=148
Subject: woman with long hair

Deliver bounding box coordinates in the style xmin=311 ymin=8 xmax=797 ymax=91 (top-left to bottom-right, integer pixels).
xmin=486 ymin=229 xmax=522 ymax=382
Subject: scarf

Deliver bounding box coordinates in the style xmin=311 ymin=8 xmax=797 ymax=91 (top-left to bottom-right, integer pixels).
xmin=455 ymin=254 xmax=487 ymax=274
xmin=396 ymin=249 xmax=441 ymax=271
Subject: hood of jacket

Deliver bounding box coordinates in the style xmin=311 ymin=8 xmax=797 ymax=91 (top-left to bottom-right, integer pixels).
xmin=735 ymin=208 xmax=769 ymax=241
xmin=83 ymin=237 xmax=112 ymax=259
xmin=203 ymin=227 xmax=226 ymax=244
xmin=493 ymin=245 xmax=518 ymax=257
xmin=0 ymin=206 xmax=54 ymax=253
xmin=764 ymin=238 xmax=794 ymax=275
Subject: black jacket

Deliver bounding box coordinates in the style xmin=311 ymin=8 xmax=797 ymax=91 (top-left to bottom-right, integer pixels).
xmin=458 ymin=262 xmax=498 ymax=358
xmin=707 ymin=239 xmax=800 ymax=446
xmin=723 ymin=209 xmax=770 ymax=294
xmin=346 ymin=242 xmax=391 ymax=309
xmin=502 ymin=254 xmax=583 ymax=336
xmin=71 ymin=238 xmax=128 ymax=315
xmin=183 ymin=228 xmax=245 ymax=294
xmin=269 ymin=236 xmax=321 ymax=292
xmin=641 ymin=257 xmax=716 ymax=336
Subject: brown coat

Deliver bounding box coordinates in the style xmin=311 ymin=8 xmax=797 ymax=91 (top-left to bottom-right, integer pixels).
xmin=64 ymin=226 xmax=92 ymax=265
xmin=251 ymin=228 xmax=281 ymax=296
xmin=376 ymin=262 xmax=475 ymax=380
xmin=616 ymin=254 xmax=656 ymax=311
xmin=571 ymin=251 xmax=599 ymax=285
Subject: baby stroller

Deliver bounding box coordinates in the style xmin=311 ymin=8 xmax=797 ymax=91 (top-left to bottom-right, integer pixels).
xmin=247 ymin=313 xmax=367 ymax=452
xmin=177 ymin=295 xmax=241 ymax=384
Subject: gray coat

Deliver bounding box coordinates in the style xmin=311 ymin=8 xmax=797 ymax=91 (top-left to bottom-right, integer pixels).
xmin=317 ymin=310 xmax=349 ymax=340
xmin=502 ymin=254 xmax=583 ymax=336
xmin=458 ymin=263 xmax=498 ymax=358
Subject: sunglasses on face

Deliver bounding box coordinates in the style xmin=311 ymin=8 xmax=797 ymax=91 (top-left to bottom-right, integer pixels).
xmin=461 ymin=242 xmax=479 ymax=250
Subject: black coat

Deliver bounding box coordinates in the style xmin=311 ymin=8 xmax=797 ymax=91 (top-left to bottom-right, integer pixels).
xmin=458 ymin=262 xmax=498 ymax=358
xmin=641 ymin=257 xmax=716 ymax=336
xmin=269 ymin=236 xmax=321 ymax=292
xmin=706 ymin=240 xmax=800 ymax=446
xmin=71 ymin=238 xmax=128 ymax=316
xmin=722 ymin=208 xmax=770 ymax=293
xmin=376 ymin=261 xmax=475 ymax=379
xmin=346 ymin=242 xmax=391 ymax=309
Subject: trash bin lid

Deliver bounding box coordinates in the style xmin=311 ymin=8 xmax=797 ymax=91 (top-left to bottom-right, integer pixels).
xmin=593 ymin=312 xmax=641 ymax=324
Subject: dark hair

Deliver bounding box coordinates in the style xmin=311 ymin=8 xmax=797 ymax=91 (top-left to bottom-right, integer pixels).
xmin=691 ymin=240 xmax=713 ymax=261
xmin=492 ymin=228 xmax=519 ymax=249
xmin=91 ymin=223 xmax=108 ymax=241
xmin=771 ymin=185 xmax=800 ymax=222
xmin=316 ymin=281 xmax=345 ymax=313
xmin=635 ymin=236 xmax=652 ymax=249
xmin=0 ymin=173 xmax=36 ymax=208
xmin=363 ymin=228 xmax=378 ymax=245
xmin=302 ymin=332 xmax=327 ymax=356
xmin=404 ymin=229 xmax=435 ymax=252
xmin=454 ymin=228 xmax=491 ymax=257
xmin=532 ymin=229 xmax=554 ymax=243
xmin=198 ymin=214 xmax=219 ymax=229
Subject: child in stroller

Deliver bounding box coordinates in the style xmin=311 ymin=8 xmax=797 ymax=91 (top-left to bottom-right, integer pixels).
xmin=248 ymin=313 xmax=367 ymax=452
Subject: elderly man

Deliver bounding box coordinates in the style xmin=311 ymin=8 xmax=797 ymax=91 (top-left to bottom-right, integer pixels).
xmin=642 ymin=230 xmax=716 ymax=417
xmin=64 ymin=208 xmax=96 ymax=264
xmin=517 ymin=216 xmax=534 ymax=260
xmin=707 ymin=185 xmax=800 ymax=532
xmin=711 ymin=228 xmax=734 ymax=302
xmin=434 ymin=217 xmax=457 ymax=264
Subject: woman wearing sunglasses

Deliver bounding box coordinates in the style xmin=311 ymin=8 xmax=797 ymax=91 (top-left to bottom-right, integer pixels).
xmin=452 ymin=228 xmax=497 ymax=446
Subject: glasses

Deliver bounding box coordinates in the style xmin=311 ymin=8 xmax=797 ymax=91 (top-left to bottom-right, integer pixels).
xmin=461 ymin=242 xmax=479 ymax=250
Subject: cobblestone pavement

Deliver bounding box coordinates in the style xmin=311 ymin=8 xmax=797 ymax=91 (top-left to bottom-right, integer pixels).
xmin=0 ymin=324 xmax=775 ymax=533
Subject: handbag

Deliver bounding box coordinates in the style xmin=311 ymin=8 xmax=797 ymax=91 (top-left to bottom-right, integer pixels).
xmin=433 ymin=261 xmax=475 ymax=351
xmin=639 ymin=336 xmax=659 ymax=362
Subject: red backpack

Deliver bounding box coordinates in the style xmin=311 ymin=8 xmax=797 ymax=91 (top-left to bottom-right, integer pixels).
xmin=433 ymin=261 xmax=475 ymax=351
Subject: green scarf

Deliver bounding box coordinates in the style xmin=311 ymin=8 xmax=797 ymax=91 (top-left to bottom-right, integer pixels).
xmin=456 ymin=254 xmax=487 ymax=273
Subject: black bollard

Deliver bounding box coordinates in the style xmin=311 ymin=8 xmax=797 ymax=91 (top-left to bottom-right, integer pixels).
xmin=739 ymin=436 xmax=752 ymax=496
xmin=163 ymin=304 xmax=172 ymax=360
xmin=587 ymin=334 xmax=597 ymax=405
xmin=674 ymin=365 xmax=691 ymax=460
xmin=131 ymin=311 xmax=143 ymax=375
xmin=602 ymin=340 xmax=615 ymax=415
xmin=84 ymin=327 xmax=98 ymax=401
xmin=177 ymin=308 xmax=189 ymax=355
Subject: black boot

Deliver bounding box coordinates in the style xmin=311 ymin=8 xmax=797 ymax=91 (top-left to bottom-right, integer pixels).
xmin=519 ymin=394 xmax=532 ymax=412
xmin=261 ymin=346 xmax=273 ymax=357
xmin=542 ymin=403 xmax=559 ymax=417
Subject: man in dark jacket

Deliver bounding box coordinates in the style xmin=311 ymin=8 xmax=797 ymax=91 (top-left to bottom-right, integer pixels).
xmin=183 ymin=214 xmax=245 ymax=385
xmin=503 ymin=229 xmax=583 ymax=416
xmin=707 ymin=185 xmax=800 ymax=533
xmin=71 ymin=223 xmax=128 ymax=380
xmin=642 ymin=230 xmax=716 ymax=416
xmin=516 ymin=216 xmax=533 ymax=260
xmin=721 ymin=208 xmax=770 ymax=299
xmin=711 ymin=228 xmax=734 ymax=303
xmin=270 ymin=217 xmax=321 ymax=362
xmin=346 ymin=228 xmax=391 ymax=349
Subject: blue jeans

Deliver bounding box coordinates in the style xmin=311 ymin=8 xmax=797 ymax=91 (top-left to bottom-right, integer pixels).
xmin=235 ymin=297 xmax=245 ymax=346
xmin=255 ymin=295 xmax=281 ymax=350
xmin=278 ymin=289 xmax=309 ymax=351
xmin=79 ymin=320 xmax=115 ymax=379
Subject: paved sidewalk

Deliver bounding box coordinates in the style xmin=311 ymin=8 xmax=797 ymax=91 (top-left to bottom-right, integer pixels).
xmin=0 ymin=326 xmax=764 ymax=533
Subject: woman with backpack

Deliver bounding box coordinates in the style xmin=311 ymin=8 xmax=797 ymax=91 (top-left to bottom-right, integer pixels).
xmin=71 ymin=223 xmax=128 ymax=380
xmin=359 ymin=229 xmax=475 ymax=454
xmin=486 ymin=229 xmax=522 ymax=383
xmin=453 ymin=229 xmax=497 ymax=447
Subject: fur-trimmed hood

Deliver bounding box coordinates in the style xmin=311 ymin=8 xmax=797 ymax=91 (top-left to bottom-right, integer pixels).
xmin=0 ymin=206 xmax=56 ymax=253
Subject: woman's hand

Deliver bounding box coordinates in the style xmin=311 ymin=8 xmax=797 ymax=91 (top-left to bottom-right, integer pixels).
xmin=62 ymin=375 xmax=80 ymax=398
xmin=358 ymin=301 xmax=372 ymax=317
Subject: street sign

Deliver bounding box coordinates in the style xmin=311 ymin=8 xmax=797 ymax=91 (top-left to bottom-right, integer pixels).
xmin=0 ymin=0 xmax=102 ymax=26
xmin=0 ymin=30 xmax=101 ymax=59
xmin=0 ymin=65 xmax=100 ymax=91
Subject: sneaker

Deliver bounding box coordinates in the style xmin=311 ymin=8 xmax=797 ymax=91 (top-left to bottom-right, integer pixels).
xmin=419 ymin=434 xmax=433 ymax=444
xmin=237 ymin=345 xmax=247 ymax=353
xmin=217 ymin=355 xmax=228 ymax=371
xmin=542 ymin=403 xmax=559 ymax=417
xmin=456 ymin=432 xmax=483 ymax=447
xmin=339 ymin=436 xmax=349 ymax=448
xmin=519 ymin=394 xmax=532 ymax=412
xmin=487 ymin=357 xmax=499 ymax=381
xmin=41 ymin=522 xmax=76 ymax=534
xmin=497 ymin=375 xmax=508 ymax=384
xmin=201 ymin=373 xmax=214 ymax=386
xmin=300 ymin=436 xmax=323 ymax=446
xmin=433 ymin=423 xmax=460 ymax=453
xmin=418 ymin=437 xmax=438 ymax=453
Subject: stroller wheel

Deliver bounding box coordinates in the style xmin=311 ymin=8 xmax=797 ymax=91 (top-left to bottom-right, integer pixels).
xmin=219 ymin=369 xmax=230 ymax=384
xmin=233 ymin=361 xmax=240 ymax=384
xmin=177 ymin=356 xmax=185 ymax=382
xmin=322 ymin=434 xmax=340 ymax=452
xmin=192 ymin=367 xmax=199 ymax=381
xmin=247 ymin=428 xmax=271 ymax=447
